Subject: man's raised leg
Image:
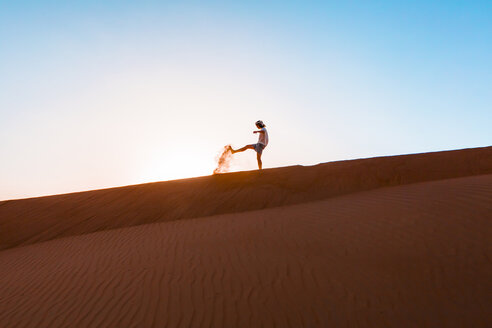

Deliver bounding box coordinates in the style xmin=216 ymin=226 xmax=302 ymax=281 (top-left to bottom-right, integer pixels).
xmin=231 ymin=144 xmax=254 ymax=154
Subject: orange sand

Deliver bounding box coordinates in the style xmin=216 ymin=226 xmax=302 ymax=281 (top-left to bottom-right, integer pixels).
xmin=0 ymin=146 xmax=491 ymax=327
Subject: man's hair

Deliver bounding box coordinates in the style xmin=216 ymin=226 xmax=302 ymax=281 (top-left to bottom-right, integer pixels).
xmin=255 ymin=120 xmax=266 ymax=128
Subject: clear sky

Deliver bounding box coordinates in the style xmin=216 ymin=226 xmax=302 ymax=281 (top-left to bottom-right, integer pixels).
xmin=1 ymin=0 xmax=491 ymax=200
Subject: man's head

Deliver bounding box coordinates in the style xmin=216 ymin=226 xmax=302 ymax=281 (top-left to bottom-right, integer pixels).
xmin=255 ymin=120 xmax=265 ymax=128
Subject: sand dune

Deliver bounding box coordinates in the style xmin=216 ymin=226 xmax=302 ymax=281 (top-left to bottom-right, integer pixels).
xmin=1 ymin=147 xmax=491 ymax=327
xmin=1 ymin=175 xmax=491 ymax=327
xmin=1 ymin=146 xmax=491 ymax=251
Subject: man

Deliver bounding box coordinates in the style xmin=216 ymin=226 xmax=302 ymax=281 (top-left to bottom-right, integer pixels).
xmin=230 ymin=120 xmax=269 ymax=170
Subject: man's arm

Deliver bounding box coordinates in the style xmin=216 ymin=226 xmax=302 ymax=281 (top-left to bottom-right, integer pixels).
xmin=253 ymin=130 xmax=264 ymax=134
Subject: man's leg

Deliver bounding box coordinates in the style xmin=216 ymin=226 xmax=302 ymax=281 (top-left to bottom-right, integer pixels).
xmin=257 ymin=152 xmax=262 ymax=170
xmin=231 ymin=144 xmax=254 ymax=154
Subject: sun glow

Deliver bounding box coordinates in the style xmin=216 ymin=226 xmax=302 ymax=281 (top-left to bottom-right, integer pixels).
xmin=138 ymin=143 xmax=216 ymax=183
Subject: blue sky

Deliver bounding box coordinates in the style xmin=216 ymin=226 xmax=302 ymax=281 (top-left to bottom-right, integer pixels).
xmin=1 ymin=1 xmax=491 ymax=200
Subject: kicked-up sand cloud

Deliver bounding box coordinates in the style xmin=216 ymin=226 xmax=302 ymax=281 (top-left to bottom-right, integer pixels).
xmin=214 ymin=145 xmax=233 ymax=174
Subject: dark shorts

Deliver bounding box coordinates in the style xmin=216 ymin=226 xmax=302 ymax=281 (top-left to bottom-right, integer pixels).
xmin=253 ymin=143 xmax=266 ymax=154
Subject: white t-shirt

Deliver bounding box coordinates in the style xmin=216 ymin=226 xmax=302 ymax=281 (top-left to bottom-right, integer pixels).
xmin=258 ymin=127 xmax=269 ymax=146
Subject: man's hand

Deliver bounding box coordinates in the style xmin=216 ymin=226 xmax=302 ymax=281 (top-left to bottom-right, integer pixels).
xmin=253 ymin=131 xmax=258 ymax=134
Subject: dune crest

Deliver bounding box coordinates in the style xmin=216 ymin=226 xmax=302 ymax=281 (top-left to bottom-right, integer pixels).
xmin=0 ymin=146 xmax=491 ymax=251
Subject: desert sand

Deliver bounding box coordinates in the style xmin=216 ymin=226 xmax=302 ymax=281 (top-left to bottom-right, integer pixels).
xmin=0 ymin=146 xmax=491 ymax=327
